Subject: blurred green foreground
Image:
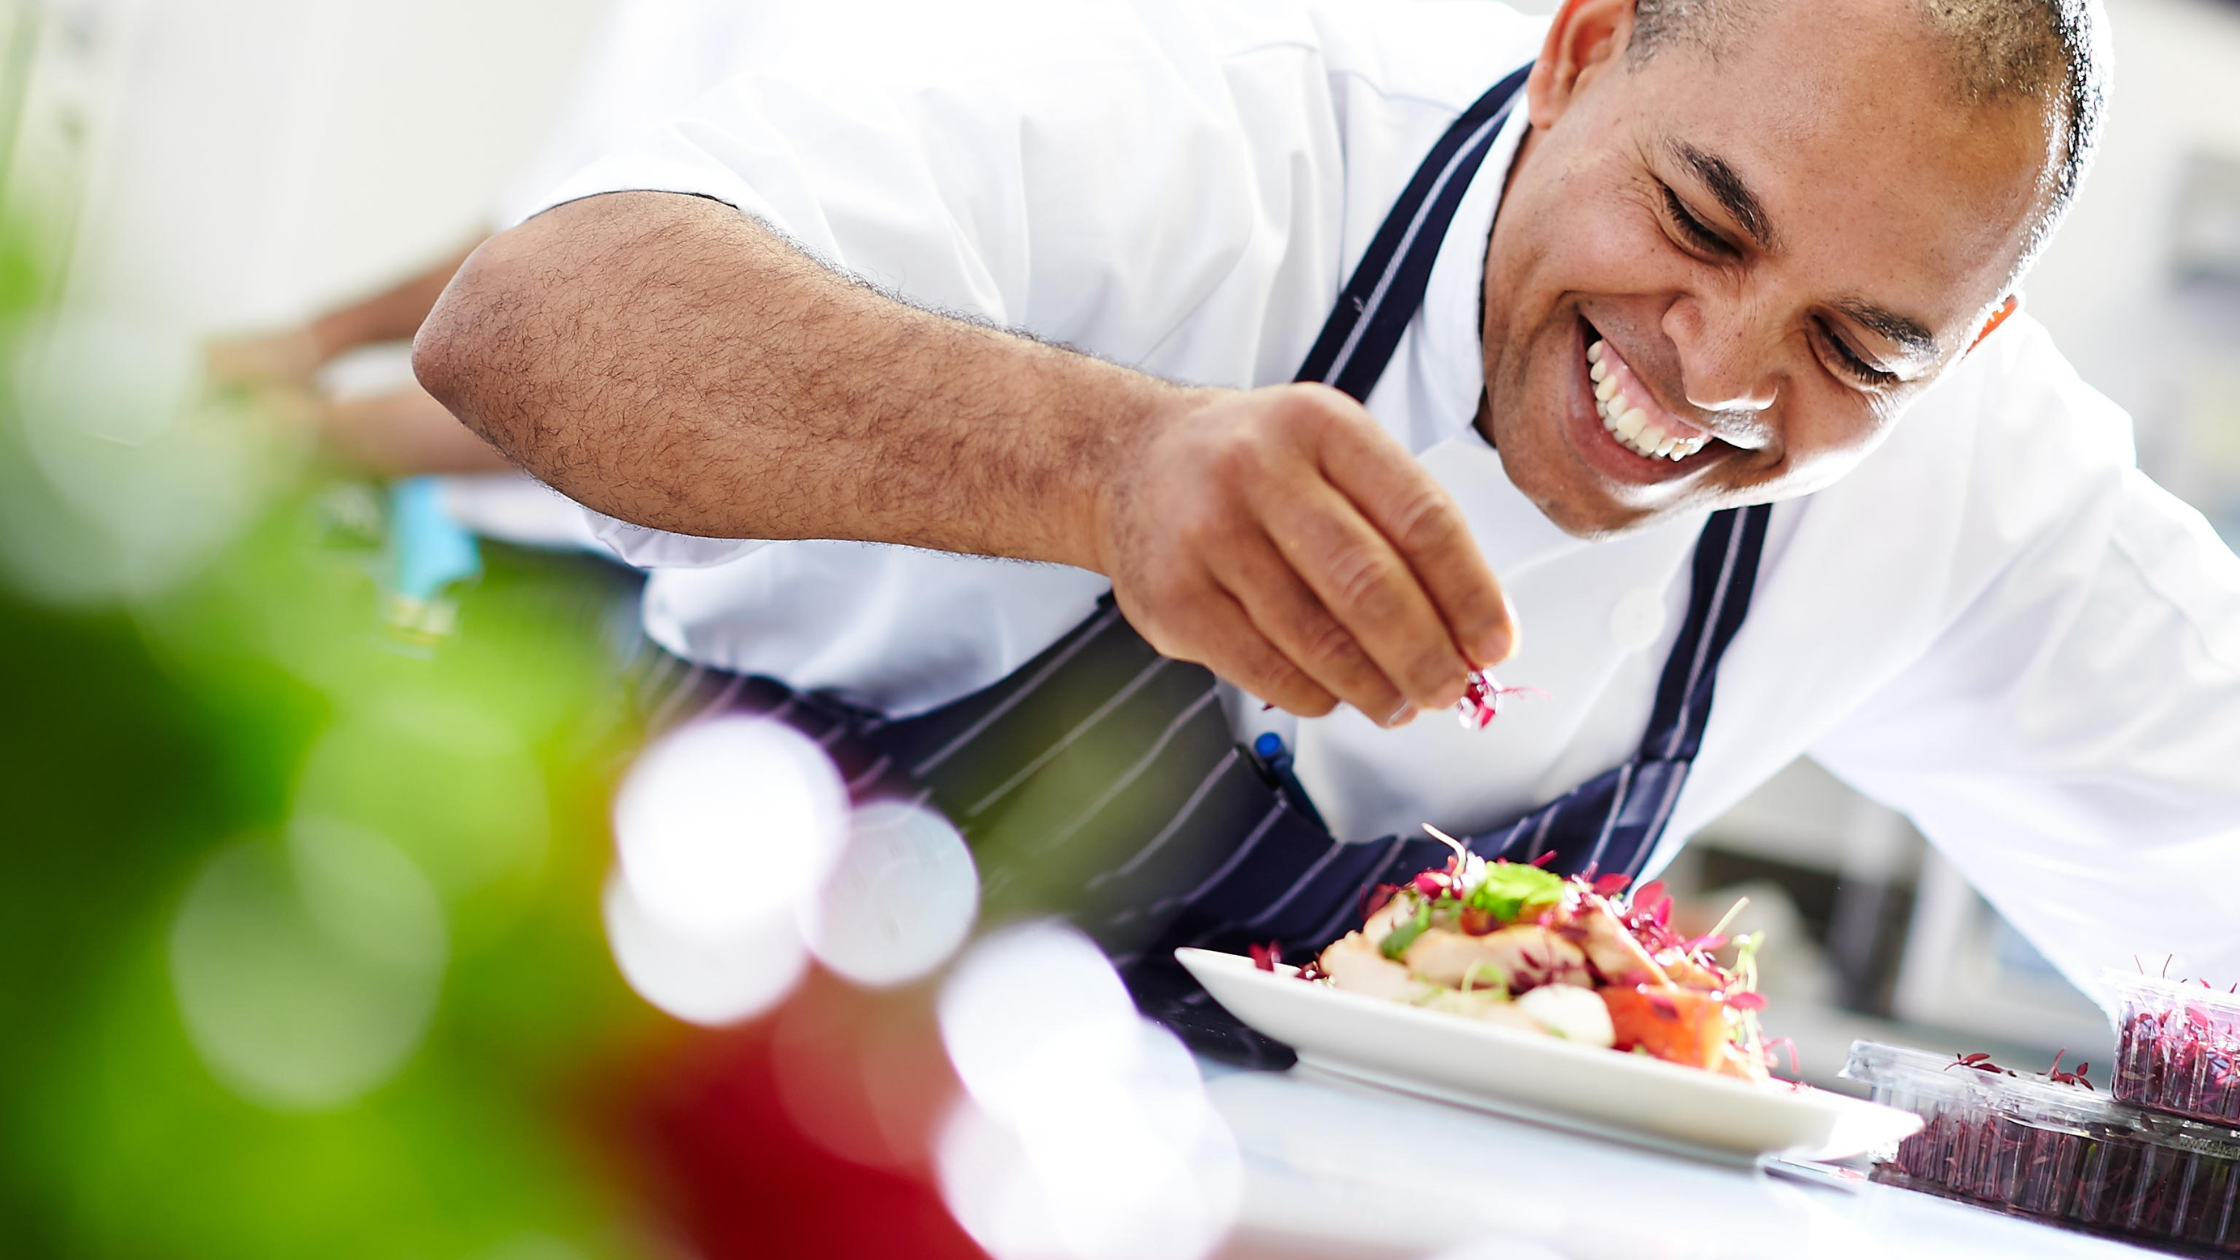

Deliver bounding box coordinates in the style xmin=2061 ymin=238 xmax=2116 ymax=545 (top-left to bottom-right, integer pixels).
xmin=0 ymin=148 xmax=673 ymax=1258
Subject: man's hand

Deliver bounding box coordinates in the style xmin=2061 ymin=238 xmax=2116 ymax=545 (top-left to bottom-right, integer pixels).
xmin=1094 ymin=382 xmax=1516 ymax=726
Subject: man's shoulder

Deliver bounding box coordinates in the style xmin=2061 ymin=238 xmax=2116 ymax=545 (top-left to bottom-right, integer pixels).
xmin=1801 ymin=311 xmax=2137 ymax=565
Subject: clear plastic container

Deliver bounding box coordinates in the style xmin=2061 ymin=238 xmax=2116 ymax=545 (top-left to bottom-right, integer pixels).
xmin=1843 ymin=1040 xmax=2240 ymax=1253
xmin=2109 ymin=969 xmax=2240 ymax=1127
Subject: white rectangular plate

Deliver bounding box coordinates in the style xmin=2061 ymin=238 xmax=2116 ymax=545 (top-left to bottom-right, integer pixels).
xmin=1177 ymin=946 xmax=1921 ymax=1163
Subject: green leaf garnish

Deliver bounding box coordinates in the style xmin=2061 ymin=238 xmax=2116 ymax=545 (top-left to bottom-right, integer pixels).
xmin=1380 ymin=901 xmax=1433 ymax=959
xmin=1464 ymin=861 xmax=1567 ymax=924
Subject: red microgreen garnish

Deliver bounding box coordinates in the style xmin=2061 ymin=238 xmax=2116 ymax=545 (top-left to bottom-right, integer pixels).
xmin=2113 ymin=969 xmax=2240 ymax=1121
xmin=1454 ymin=670 xmax=1548 ymax=730
xmin=2046 ymin=1049 xmax=2094 ymax=1090
xmin=1249 ymin=941 xmax=1282 ymax=972
xmin=1361 ymin=882 xmax=1399 ymax=921
xmin=1942 ymin=1051 xmax=2026 ymax=1078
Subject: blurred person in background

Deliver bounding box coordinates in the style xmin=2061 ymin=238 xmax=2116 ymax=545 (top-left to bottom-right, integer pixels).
xmin=203 ymin=0 xmax=768 ymax=554
xmin=418 ymin=0 xmax=2240 ymax=1068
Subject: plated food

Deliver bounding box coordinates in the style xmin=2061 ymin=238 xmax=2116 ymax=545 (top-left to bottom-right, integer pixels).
xmin=1181 ymin=943 xmax=1919 ymax=1162
xmin=1275 ymin=827 xmax=1775 ymax=1082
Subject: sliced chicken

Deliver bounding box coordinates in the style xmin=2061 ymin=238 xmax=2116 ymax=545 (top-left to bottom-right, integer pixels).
xmin=1402 ymin=925 xmax=1590 ymax=992
xmin=1317 ymin=931 xmax=1425 ymax=1002
xmin=1422 ymin=988 xmax=1543 ymax=1032
xmin=1567 ymin=892 xmax=1671 ymax=988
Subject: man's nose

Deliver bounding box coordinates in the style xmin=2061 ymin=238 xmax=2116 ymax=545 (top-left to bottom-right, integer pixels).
xmin=1663 ymin=300 xmax=1778 ymax=415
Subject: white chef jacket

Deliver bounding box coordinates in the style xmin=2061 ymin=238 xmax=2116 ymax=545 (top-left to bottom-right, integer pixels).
xmin=529 ymin=0 xmax=2240 ymax=999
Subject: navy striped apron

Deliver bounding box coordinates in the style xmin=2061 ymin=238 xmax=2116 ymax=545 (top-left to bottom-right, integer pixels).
xmin=643 ymin=64 xmax=1773 ymax=1065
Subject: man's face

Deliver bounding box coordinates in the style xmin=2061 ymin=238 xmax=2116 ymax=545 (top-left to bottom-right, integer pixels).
xmin=1481 ymin=0 xmax=2052 ymax=536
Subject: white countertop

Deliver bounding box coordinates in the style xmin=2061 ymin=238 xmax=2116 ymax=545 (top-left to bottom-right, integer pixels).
xmin=1204 ymin=1063 xmax=2155 ymax=1260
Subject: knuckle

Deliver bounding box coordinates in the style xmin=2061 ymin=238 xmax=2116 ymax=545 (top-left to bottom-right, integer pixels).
xmin=1269 ymin=384 xmax=1339 ymax=436
xmin=1388 ymin=486 xmax=1462 ymax=556
xmin=1325 ymin=546 xmax=1399 ymax=622
xmin=1245 ymin=648 xmax=1334 ymax=717
xmin=1298 ymin=615 xmax=1363 ymax=672
xmin=1208 ymin=431 xmax=1259 ymax=480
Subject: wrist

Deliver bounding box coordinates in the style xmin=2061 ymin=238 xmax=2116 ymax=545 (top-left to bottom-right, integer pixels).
xmin=1068 ymin=376 xmax=1213 ymax=577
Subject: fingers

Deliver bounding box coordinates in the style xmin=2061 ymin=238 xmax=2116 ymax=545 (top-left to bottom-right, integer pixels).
xmin=1135 ymin=585 xmax=1339 ymax=718
xmin=1104 ymin=381 xmax=1516 ymax=727
xmin=1208 ymin=533 xmax=1411 ymax=725
xmin=1315 ymin=401 xmax=1517 ymax=668
xmin=1256 ymin=469 xmax=1474 ymax=714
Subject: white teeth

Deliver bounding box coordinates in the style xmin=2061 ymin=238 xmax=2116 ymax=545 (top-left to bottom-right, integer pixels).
xmin=1591 ymin=337 xmax=1712 ymax=463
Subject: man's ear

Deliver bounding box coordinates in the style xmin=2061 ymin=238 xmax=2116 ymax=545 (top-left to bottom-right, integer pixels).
xmin=1526 ymin=0 xmax=1637 ymax=130
xmin=1967 ymin=294 xmax=2020 ymax=354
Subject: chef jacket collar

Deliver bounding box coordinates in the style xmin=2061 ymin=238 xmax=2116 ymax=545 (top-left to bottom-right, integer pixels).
xmin=1406 ymin=99 xmax=1594 ymax=580
xmin=1414 ymin=93 xmax=1533 ymax=454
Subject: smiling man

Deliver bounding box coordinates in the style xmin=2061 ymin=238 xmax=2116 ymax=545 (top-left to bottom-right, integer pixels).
xmin=417 ymin=0 xmax=2240 ymax=1055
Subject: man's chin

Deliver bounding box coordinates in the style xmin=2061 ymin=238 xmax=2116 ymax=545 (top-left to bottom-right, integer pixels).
xmin=1488 ymin=407 xmax=1687 ymax=540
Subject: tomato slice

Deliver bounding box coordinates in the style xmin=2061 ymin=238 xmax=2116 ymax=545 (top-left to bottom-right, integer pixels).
xmin=1600 ymin=985 xmax=1730 ymax=1071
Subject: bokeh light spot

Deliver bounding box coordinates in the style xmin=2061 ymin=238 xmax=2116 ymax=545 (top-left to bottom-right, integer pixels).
xmin=612 ymin=717 xmax=848 ymax=943
xmin=935 ymin=923 xmax=1240 ymax=1260
xmin=168 ymin=823 xmax=446 ymax=1111
xmin=292 ymin=690 xmax=550 ymax=906
xmin=800 ymin=800 xmax=978 ymax=987
xmin=600 ymin=871 xmax=806 ymax=1027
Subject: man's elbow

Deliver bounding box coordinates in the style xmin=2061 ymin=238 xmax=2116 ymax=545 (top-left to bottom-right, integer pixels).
xmin=411 ymin=239 xmax=522 ymax=449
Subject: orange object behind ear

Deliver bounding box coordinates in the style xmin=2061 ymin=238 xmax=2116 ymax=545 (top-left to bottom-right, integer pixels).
xmin=1970 ymin=295 xmax=2020 ymax=353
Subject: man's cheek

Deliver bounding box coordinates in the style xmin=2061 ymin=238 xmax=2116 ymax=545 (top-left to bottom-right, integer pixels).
xmin=1760 ymin=410 xmax=1893 ymax=496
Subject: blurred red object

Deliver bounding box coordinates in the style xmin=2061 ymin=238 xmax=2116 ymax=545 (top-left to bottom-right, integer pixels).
xmin=605 ymin=967 xmax=989 ymax=1260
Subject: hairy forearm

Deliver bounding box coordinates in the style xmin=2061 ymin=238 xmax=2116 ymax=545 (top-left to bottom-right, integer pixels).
xmin=414 ymin=192 xmax=1179 ymax=570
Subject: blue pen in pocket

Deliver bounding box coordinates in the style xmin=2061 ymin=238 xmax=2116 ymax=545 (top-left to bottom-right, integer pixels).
xmin=1252 ymin=731 xmax=1328 ymax=832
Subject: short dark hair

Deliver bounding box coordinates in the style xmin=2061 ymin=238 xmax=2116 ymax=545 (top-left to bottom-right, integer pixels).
xmin=1630 ymin=0 xmax=2110 ymax=258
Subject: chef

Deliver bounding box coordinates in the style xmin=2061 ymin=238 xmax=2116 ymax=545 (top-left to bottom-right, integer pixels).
xmin=415 ymin=0 xmax=2240 ymax=1055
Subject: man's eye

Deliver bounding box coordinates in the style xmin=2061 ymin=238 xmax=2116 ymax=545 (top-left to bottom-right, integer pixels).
xmin=1816 ymin=320 xmax=1899 ymax=388
xmin=1661 ymin=186 xmax=1734 ymax=257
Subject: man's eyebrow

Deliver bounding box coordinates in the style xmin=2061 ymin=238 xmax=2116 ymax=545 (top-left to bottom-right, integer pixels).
xmin=1833 ymin=299 xmax=1938 ymax=359
xmin=1668 ymin=140 xmax=1777 ymax=251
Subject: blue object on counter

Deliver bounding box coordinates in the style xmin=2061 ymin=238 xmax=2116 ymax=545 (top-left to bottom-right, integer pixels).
xmin=1251 ymin=731 xmax=1327 ymax=832
xmin=390 ymin=476 xmax=480 ymax=601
